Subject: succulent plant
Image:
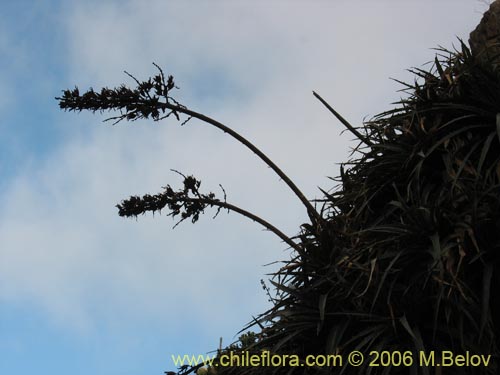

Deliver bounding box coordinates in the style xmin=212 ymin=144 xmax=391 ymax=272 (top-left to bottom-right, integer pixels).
xmin=57 ymin=3 xmax=500 ymax=374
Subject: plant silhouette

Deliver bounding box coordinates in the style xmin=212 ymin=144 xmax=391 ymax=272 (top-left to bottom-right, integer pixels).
xmin=57 ymin=5 xmax=500 ymax=374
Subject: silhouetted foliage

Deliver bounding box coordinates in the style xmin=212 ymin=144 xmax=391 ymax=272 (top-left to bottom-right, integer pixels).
xmin=58 ymin=18 xmax=500 ymax=375
xmin=59 ymin=63 xmax=183 ymax=124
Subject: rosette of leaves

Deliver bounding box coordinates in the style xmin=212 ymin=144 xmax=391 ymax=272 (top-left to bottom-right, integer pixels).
xmin=218 ymin=45 xmax=500 ymax=375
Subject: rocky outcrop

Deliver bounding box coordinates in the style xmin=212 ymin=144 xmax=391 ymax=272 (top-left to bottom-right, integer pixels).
xmin=469 ymin=0 xmax=500 ymax=67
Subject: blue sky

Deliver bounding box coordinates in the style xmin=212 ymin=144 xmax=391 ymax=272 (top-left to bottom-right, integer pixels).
xmin=0 ymin=1 xmax=486 ymax=374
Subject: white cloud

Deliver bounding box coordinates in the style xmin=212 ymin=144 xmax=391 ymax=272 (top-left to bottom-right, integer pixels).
xmin=0 ymin=0 xmax=484 ymax=347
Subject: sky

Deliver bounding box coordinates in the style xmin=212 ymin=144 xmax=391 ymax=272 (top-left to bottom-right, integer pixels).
xmin=0 ymin=1 xmax=488 ymax=374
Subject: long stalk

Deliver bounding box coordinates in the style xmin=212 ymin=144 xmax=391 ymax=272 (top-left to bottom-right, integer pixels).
xmin=154 ymin=100 xmax=322 ymax=224
xmin=180 ymin=197 xmax=301 ymax=252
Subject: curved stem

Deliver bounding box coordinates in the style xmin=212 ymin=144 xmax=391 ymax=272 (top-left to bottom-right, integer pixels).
xmin=155 ymin=100 xmax=322 ymax=224
xmin=181 ymin=197 xmax=301 ymax=252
